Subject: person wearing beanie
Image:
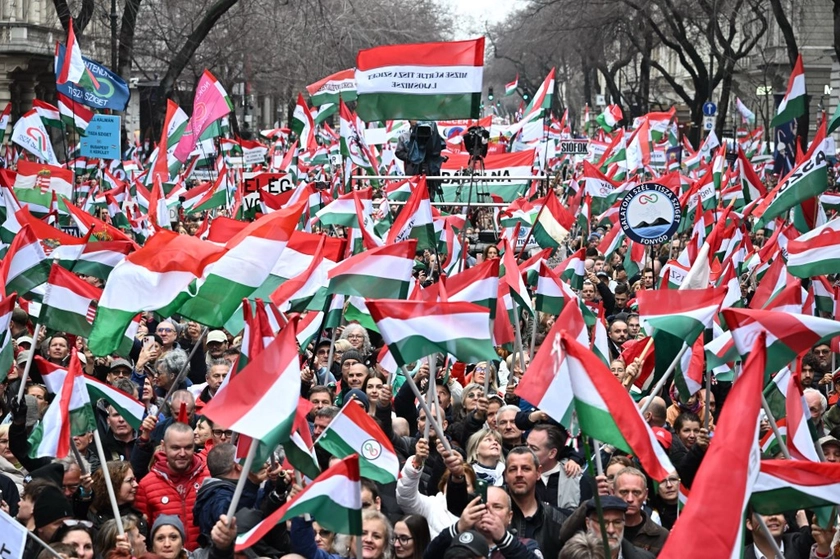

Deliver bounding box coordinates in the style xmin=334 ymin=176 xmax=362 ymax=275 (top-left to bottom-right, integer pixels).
xmin=345 ymin=389 xmax=370 ymax=411
xmin=33 ymin=484 xmax=74 ymax=542
xmin=335 ymin=350 xmax=364 ymax=406
xmin=150 ymin=512 xmax=237 ymax=559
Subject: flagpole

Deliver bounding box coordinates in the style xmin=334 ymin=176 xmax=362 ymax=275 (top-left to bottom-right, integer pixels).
xmin=400 ymin=365 xmax=452 ymax=452
xmin=225 ymin=437 xmax=259 ymax=523
xmin=16 ymin=323 xmax=43 ymax=401
xmin=638 ymin=342 xmax=691 ymax=415
xmin=25 ymin=529 xmax=65 ymax=559
xmin=760 ymin=393 xmax=792 ymax=460
xmin=528 ymin=315 xmax=538 ymax=361
xmin=92 ymin=429 xmax=124 ymax=535
xmin=423 ymin=371 xmax=433 ymax=441
xmin=70 ymin=432 xmax=87 ymax=475
xmin=702 ymin=367 xmax=713 ymax=430
xmin=512 ymin=301 xmax=527 ymax=377
xmin=581 ymin=435 xmax=611 ymax=559
xmin=754 ymin=513 xmax=786 ymax=559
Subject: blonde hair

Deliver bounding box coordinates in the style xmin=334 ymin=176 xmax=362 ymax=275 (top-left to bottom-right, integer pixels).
xmin=466 ymin=428 xmax=503 ymax=465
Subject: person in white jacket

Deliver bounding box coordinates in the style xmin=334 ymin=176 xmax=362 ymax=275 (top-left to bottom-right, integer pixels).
xmin=396 ymin=438 xmax=475 ymax=538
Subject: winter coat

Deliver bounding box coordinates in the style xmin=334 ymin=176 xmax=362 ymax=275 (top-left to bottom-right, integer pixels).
xmin=135 ymin=450 xmax=209 ymax=550
xmin=395 ymin=458 xmax=458 ymax=538
xmin=193 ymin=476 xmax=259 ymax=546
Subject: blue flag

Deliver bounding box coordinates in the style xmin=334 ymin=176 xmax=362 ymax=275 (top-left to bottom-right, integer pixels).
xmin=54 ymin=44 xmax=130 ymax=112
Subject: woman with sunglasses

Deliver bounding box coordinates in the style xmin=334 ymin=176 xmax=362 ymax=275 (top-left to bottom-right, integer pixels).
xmin=51 ymin=521 xmax=95 ymax=559
xmin=88 ymin=461 xmax=148 ymax=537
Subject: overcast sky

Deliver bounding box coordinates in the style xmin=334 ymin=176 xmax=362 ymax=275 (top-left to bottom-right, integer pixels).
xmin=440 ymin=0 xmax=525 ymax=39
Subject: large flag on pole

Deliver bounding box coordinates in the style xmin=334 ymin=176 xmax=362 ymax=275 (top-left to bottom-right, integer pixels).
xmin=235 ymin=455 xmax=362 ymax=550
xmin=327 ymin=240 xmax=416 ymax=300
xmin=306 ymin=69 xmax=358 ymax=106
xmin=56 ymin=19 xmax=87 ymax=85
xmin=366 ymin=299 xmax=497 ymax=367
xmin=12 ymin=110 xmax=59 ymax=164
xmin=658 ymin=332 xmax=765 ymax=559
xmin=316 ymin=400 xmax=399 ymax=484
xmin=355 ymin=38 xmax=484 ymax=121
xmin=770 ymin=55 xmax=806 ymax=127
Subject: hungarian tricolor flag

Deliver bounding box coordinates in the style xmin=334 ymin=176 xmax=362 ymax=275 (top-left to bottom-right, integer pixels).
xmin=201 ymin=315 xmax=301 ymax=450
xmin=56 ymin=19 xmax=88 ymax=85
xmin=420 ymin=258 xmax=499 ymax=317
xmin=770 ymin=54 xmax=806 ymax=127
xmin=327 ymin=240 xmax=416 ymax=300
xmin=504 ymin=74 xmax=518 ymax=96
xmin=0 ymin=224 xmax=50 ymax=298
xmin=355 ymin=38 xmax=484 ymax=121
xmin=235 ymin=454 xmax=362 ymax=551
xmin=596 ymin=105 xmax=623 ymax=132
xmin=316 ymin=399 xmax=399 ymax=484
xmin=89 ymin=230 xmax=226 ymax=355
xmin=0 ymin=293 xmax=16 ymax=382
xmin=721 ymin=307 xmax=840 ymax=376
xmin=27 ymin=351 xmax=96 ymax=459
xmin=306 ymin=68 xmax=357 ymax=107
xmin=366 ymin=299 xmax=497 ymax=367
xmin=658 ymin=332 xmax=764 ymax=559
xmin=386 ymin=177 xmax=435 ymax=250
xmin=786 ymin=217 xmax=840 ymax=278
xmin=752 ymin=460 xmax=840 ymax=516
xmin=532 ymin=190 xmax=574 ymax=251
xmin=518 ymin=327 xmax=674 ymax=481
xmin=40 ymin=263 xmax=101 ymax=338
xmin=291 ymin=93 xmax=316 ymax=151
xmin=176 ymin=200 xmax=306 ymax=327
xmin=38 ymin=356 xmax=145 ymax=430
xmin=57 ymin=92 xmax=94 ymax=135
xmin=535 ymin=261 xmax=578 ymax=315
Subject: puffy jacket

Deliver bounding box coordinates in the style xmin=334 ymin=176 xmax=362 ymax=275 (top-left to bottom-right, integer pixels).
xmin=135 ymin=451 xmax=209 ymax=550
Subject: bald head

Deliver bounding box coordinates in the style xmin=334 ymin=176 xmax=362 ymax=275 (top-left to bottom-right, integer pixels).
xmin=640 ymin=396 xmax=667 ymax=427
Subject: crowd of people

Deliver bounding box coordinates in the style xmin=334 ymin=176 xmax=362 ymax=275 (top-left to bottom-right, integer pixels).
xmin=1 ymin=210 xmax=839 ymax=559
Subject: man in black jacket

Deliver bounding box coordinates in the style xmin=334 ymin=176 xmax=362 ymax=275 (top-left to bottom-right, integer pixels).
xmin=505 ymin=447 xmax=568 ymax=559
xmin=424 ymin=486 xmax=543 ymax=559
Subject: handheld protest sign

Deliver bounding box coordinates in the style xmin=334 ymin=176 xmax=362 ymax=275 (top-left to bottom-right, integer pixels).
xmin=619 ymin=183 xmax=682 ymax=246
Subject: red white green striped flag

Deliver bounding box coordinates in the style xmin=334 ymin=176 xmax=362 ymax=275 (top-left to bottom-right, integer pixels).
xmin=315 ymin=188 xmax=372 ymax=228
xmin=721 ymin=307 xmax=840 ymax=376
xmin=752 ymin=460 xmax=840 ymax=515
xmin=57 ymin=92 xmax=94 ymax=135
xmin=531 ymin=190 xmax=574 ymax=250
xmin=504 ymin=74 xmax=518 ymax=96
xmin=89 ymin=230 xmax=226 ymax=355
xmin=40 ymin=263 xmax=100 ymax=338
xmin=520 ymin=327 xmax=674 ymax=481
xmin=367 ymin=299 xmax=497 ymax=367
xmin=235 ymin=454 xmax=362 ymax=550
xmin=38 ymin=356 xmax=145 ymax=430
xmin=202 ymin=316 xmax=301 ymax=447
xmin=420 ymin=258 xmax=499 ymax=317
xmin=355 ymin=38 xmax=484 ymax=121
xmin=557 ymin=248 xmax=586 ymax=290
xmin=0 ymin=293 xmax=16 ymax=382
xmin=306 ymin=68 xmax=357 ymax=107
xmin=177 ymin=201 xmax=306 ymax=327
xmin=501 ymin=239 xmax=534 ymax=316
xmin=787 ymin=217 xmax=840 ymax=278
xmin=535 ymin=261 xmax=578 ymax=316
xmin=327 ymin=240 xmax=416 ymax=300
xmin=770 ymin=55 xmax=806 ymax=127
xmin=316 ymin=399 xmax=399 ymax=484
xmin=658 ymin=332 xmax=764 ymax=559
xmin=637 ymin=287 xmax=725 ymax=393
xmin=53 ymin=237 xmax=134 ymax=282
xmin=0 ymin=224 xmax=50 ymax=298
xmin=386 ymin=177 xmax=435 ymax=250
xmin=28 ymin=351 xmax=96 ymax=459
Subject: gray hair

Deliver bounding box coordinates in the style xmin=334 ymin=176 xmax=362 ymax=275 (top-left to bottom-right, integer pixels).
xmin=158 ymin=347 xmax=189 ymax=376
xmin=113 ymin=378 xmax=138 ymax=398
xmin=206 ymin=443 xmax=237 ymax=477
xmin=804 ymin=388 xmax=828 ymax=413
xmin=315 ymin=405 xmax=340 ymax=421
xmin=340 ymin=324 xmax=372 ymax=356
xmin=497 ymin=404 xmax=521 ymax=419
xmin=559 ymin=532 xmax=606 ymax=559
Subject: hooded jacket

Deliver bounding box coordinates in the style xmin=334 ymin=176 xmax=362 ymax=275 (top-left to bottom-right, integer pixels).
xmin=135 ymin=450 xmax=209 ymax=550
xmin=193 ymin=476 xmax=259 ymax=546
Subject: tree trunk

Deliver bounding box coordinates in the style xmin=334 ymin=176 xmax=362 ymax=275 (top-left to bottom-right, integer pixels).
xmin=154 ymin=0 xmax=240 ymax=117
xmin=715 ymin=61 xmax=736 ymax=135
xmin=689 ymin=100 xmax=705 ymax=148
xmin=118 ymin=0 xmax=143 ymax=81
xmin=53 ymin=0 xmax=95 ymax=36
xmin=639 ymin=24 xmax=652 ymax=114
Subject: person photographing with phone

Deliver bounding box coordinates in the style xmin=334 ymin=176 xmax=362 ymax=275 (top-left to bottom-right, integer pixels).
xmin=423 ymin=485 xmax=543 ymax=559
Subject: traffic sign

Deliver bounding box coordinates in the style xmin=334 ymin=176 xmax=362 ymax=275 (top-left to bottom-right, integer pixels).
xmin=703 ymin=116 xmax=715 ymax=131
xmin=703 ymin=102 xmax=717 ymax=116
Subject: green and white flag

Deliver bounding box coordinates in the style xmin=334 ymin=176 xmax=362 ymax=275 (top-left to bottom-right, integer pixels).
xmin=770 ymin=55 xmax=806 ymax=127
xmin=306 ymin=69 xmax=357 ymax=107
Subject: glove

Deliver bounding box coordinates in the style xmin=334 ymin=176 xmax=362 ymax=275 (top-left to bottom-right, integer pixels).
xmin=11 ymin=396 xmax=27 ymax=425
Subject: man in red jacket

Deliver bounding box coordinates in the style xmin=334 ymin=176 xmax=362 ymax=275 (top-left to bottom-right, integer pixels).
xmin=135 ymin=421 xmax=209 ymax=550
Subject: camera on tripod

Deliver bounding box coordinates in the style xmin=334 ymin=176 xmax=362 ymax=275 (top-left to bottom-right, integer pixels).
xmin=463 ymin=126 xmax=489 ymax=159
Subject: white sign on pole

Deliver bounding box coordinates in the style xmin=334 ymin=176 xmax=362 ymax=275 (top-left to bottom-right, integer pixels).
xmin=0 ymin=508 xmax=28 ymax=559
xmin=703 ymin=116 xmax=715 ymax=131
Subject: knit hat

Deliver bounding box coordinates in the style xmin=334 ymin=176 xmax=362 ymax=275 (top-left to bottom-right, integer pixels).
xmin=341 ymin=350 xmax=363 ymax=367
xmin=152 ymin=514 xmax=186 ymax=541
xmin=30 ymin=462 xmax=65 ymax=487
xmin=345 ymin=389 xmax=370 ymax=411
xmin=34 ymin=485 xmax=73 ymax=528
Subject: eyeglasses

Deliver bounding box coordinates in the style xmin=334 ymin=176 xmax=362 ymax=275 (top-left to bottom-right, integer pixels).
xmin=315 ymin=530 xmax=333 ymax=538
xmin=391 ymin=536 xmax=413 ymax=545
xmin=157 ymin=327 xmax=175 ymax=334
xmin=63 ymin=519 xmax=94 ymax=528
xmin=346 ymin=334 xmax=364 ymax=340
xmin=663 ymin=476 xmax=681 ymax=486
xmin=110 ymin=369 xmax=132 ymax=378
xmin=212 ymin=429 xmax=234 ymax=438
xmin=317 ymin=349 xmax=330 ymax=355
xmin=814 ymin=349 xmax=831 ymax=356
